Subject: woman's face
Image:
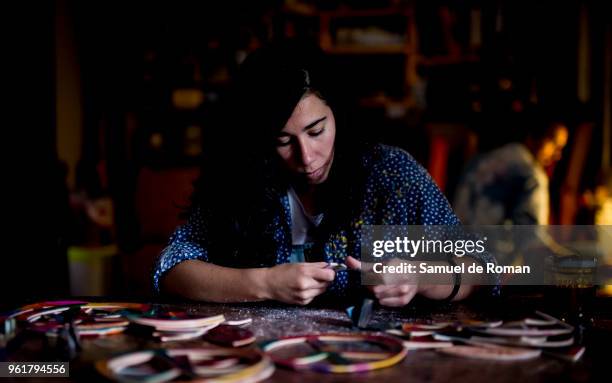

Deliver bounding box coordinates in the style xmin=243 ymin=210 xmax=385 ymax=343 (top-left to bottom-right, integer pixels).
xmin=275 ymin=94 xmax=336 ymax=185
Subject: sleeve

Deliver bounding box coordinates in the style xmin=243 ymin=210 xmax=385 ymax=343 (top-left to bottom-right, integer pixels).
xmin=404 ymin=159 xmax=460 ymax=225
xmin=152 ymin=206 xmax=210 ymax=293
xmin=402 ymin=159 xmax=501 ymax=295
xmin=373 ymin=147 xmax=459 ymax=226
xmin=510 ymin=169 xmax=549 ymax=225
xmin=374 ymin=147 xmax=500 ymax=295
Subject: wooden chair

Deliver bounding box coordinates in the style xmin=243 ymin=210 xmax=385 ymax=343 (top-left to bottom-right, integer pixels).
xmin=121 ymin=166 xmax=200 ymax=297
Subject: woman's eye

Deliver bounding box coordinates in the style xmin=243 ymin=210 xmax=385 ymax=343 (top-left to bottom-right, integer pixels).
xmin=309 ymin=128 xmax=324 ymax=137
xmin=276 ymin=137 xmax=291 ymax=146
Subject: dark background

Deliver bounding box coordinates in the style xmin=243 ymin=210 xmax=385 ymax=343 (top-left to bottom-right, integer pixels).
xmin=4 ymin=0 xmax=611 ymax=306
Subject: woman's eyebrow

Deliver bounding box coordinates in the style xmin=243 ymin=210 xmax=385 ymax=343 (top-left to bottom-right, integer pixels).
xmin=278 ymin=116 xmax=327 ymax=136
xmin=302 ymin=117 xmax=326 ymax=132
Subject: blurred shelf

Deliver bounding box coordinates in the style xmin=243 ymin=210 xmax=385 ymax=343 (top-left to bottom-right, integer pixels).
xmin=418 ymin=54 xmax=480 ymax=67
xmin=323 ymin=44 xmax=411 ymax=55
xmin=320 ymin=7 xmax=411 ymax=18
xmin=284 ymin=4 xmax=411 ymax=18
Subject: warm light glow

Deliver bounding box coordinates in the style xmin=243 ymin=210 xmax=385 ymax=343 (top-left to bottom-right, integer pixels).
xmin=172 ymin=88 xmax=204 ymax=109
xmin=595 ymin=197 xmax=612 ymax=225
xmin=599 ymin=284 xmax=612 ymax=297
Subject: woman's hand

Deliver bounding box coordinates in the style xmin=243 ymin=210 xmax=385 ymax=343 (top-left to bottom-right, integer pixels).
xmin=263 ymin=262 xmax=335 ymax=305
xmin=346 ymin=256 xmax=421 ymax=307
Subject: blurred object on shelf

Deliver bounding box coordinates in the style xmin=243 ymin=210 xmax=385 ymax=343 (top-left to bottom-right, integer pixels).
xmin=336 ymin=26 xmax=404 ymax=47
xmin=68 ymin=244 xmax=119 ymax=296
xmin=171 ymin=88 xmax=204 ymax=110
xmin=184 ymin=125 xmax=203 ymax=157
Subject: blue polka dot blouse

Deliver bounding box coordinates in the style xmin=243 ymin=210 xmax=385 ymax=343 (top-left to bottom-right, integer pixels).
xmin=153 ymin=144 xmax=495 ymax=296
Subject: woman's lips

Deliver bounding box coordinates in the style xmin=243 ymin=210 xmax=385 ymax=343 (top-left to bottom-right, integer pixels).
xmin=304 ymin=166 xmax=324 ymax=179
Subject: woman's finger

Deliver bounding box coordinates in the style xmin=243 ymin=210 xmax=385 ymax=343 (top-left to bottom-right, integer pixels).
xmin=378 ymin=293 xmax=417 ymax=307
xmin=303 ymin=262 xmax=330 ymax=268
xmin=345 ymin=256 xmax=362 ymax=270
xmin=373 ymin=285 xmax=402 ymax=299
xmin=373 ymin=285 xmax=415 ymax=300
xmin=346 ymin=256 xmax=378 ymax=279
xmin=306 ymin=280 xmax=331 ymax=290
xmin=309 ymin=267 xmax=335 ymax=282
xmin=373 ymin=285 xmax=400 ymax=299
xmin=296 ymin=277 xmax=330 ymax=290
xmin=294 ymin=286 xmax=327 ymax=302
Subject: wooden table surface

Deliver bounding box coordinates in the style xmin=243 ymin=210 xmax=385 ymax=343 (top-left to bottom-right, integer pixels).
xmin=3 ymin=294 xmax=612 ymax=383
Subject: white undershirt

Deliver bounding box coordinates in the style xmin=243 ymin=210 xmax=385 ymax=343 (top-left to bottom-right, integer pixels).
xmin=287 ymin=187 xmax=324 ymax=245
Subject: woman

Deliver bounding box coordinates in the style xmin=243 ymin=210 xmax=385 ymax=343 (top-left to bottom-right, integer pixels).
xmin=153 ymin=41 xmax=480 ymax=306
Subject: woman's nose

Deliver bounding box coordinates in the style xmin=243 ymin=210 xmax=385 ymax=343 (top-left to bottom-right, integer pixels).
xmin=297 ymin=139 xmax=314 ymax=167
